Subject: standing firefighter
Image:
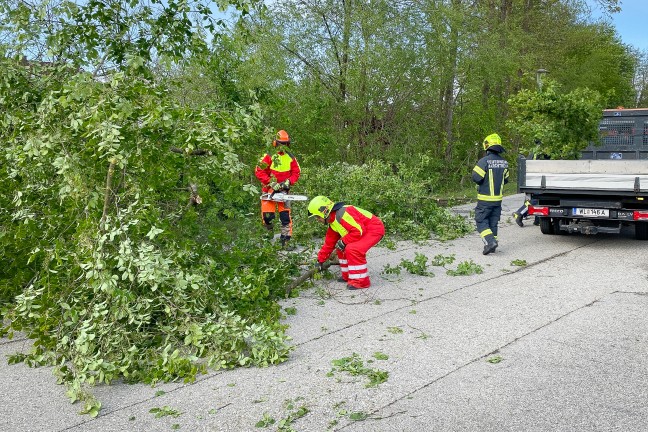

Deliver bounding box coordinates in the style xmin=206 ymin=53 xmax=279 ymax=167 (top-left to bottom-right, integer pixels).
xmin=308 ymin=196 xmax=385 ymax=290
xmin=472 ymin=133 xmax=510 ymax=255
xmin=255 ymin=130 xmax=301 ymax=248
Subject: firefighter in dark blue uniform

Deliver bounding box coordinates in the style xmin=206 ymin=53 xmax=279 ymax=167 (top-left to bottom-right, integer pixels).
xmin=472 ymin=133 xmax=509 ymax=255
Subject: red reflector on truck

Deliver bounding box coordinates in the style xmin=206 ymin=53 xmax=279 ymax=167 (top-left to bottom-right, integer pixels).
xmin=633 ymin=211 xmax=648 ymax=220
xmin=529 ymin=205 xmax=549 ymax=216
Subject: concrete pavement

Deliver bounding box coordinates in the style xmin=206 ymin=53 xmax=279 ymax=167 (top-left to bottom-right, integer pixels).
xmin=2 ymin=194 xmax=648 ymax=432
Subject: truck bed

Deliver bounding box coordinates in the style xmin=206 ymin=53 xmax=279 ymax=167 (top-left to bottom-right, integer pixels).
xmin=520 ymin=160 xmax=648 ymax=194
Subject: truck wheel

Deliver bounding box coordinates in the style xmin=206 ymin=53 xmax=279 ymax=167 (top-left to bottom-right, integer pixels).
xmin=553 ymin=218 xmax=567 ymax=235
xmin=539 ymin=217 xmax=555 ymax=235
xmin=635 ymin=222 xmax=648 ymax=240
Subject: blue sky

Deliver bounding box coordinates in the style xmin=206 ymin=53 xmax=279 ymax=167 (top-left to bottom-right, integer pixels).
xmin=589 ymin=0 xmax=648 ymax=51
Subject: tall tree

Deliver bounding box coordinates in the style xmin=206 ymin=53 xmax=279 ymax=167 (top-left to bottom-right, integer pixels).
xmin=224 ymin=0 xmax=637 ymax=173
xmin=633 ymin=49 xmax=648 ymax=106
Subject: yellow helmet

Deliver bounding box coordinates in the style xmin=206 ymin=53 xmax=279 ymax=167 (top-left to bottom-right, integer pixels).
xmin=483 ymin=133 xmax=502 ymax=150
xmin=308 ymin=196 xmax=334 ymax=219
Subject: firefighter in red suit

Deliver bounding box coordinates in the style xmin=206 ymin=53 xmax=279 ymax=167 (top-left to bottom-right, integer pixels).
xmin=254 ymin=130 xmax=301 ymax=248
xmin=308 ymin=196 xmax=385 ymax=290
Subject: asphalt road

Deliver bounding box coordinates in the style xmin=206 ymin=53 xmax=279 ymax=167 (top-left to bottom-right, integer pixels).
xmin=2 ymin=193 xmax=648 ymax=432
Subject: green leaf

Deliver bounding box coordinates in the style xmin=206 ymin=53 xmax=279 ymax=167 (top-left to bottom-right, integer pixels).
xmin=349 ymin=412 xmax=368 ymax=421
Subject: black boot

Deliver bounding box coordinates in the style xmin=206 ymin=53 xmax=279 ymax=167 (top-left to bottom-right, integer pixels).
xmin=280 ymin=235 xmax=295 ymax=251
xmin=513 ymin=212 xmax=524 ymax=227
xmin=483 ymin=238 xmax=498 ymax=255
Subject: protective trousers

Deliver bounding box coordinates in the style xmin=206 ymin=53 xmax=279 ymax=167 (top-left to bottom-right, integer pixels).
xmin=261 ymin=200 xmax=292 ymax=238
xmin=475 ymin=201 xmax=501 ymax=244
xmin=337 ymin=218 xmax=385 ymax=288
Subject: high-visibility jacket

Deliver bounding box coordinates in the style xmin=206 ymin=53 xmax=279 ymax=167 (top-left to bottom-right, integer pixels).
xmin=317 ymin=203 xmax=384 ymax=263
xmin=472 ymin=151 xmax=509 ymax=202
xmin=255 ymin=151 xmax=301 ymax=193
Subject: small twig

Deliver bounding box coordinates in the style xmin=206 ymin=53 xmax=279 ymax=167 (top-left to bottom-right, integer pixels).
xmin=99 ymin=158 xmax=116 ymax=232
xmin=407 ymin=324 xmax=430 ymax=340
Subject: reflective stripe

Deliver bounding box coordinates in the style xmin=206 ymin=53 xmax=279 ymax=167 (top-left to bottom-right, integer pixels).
xmin=330 ymin=206 xmax=373 ymax=237
xmin=341 ymin=211 xmax=363 ymax=235
xmin=354 ymin=206 xmax=373 ymax=218
xmin=473 ymin=166 xmax=485 ymax=177
xmin=340 ymin=266 xmax=348 ymax=271
xmin=348 ymin=273 xmax=369 ymax=279
xmin=488 ymin=169 xmax=494 ymax=197
xmin=348 ymin=264 xmax=367 ymax=271
xmin=339 ymin=259 xmax=348 ymax=264
xmin=477 ymin=194 xmax=503 ymax=201
xmin=480 ymin=229 xmax=493 ymax=237
xmin=330 ymin=218 xmax=348 ymax=237
xmin=499 ymin=171 xmax=507 ymax=195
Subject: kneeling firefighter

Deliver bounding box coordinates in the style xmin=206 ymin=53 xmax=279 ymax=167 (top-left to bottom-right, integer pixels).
xmin=308 ymin=196 xmax=385 ymax=290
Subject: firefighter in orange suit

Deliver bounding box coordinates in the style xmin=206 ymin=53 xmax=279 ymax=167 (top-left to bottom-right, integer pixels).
xmin=254 ymin=130 xmax=301 ymax=248
xmin=308 ymin=196 xmax=385 ymax=290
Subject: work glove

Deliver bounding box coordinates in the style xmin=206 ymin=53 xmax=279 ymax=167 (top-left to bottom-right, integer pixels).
xmin=336 ymin=240 xmax=346 ymax=252
xmin=281 ymin=179 xmax=291 ymax=190
xmin=270 ymin=181 xmax=282 ymax=191
xmin=315 ymin=261 xmax=325 ymax=272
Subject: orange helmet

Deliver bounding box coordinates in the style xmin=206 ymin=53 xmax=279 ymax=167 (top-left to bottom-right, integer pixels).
xmin=272 ymin=130 xmax=290 ymax=147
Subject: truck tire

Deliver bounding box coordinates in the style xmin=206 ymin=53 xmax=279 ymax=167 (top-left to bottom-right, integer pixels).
xmin=553 ymin=218 xmax=567 ymax=235
xmin=539 ymin=217 xmax=555 ymax=235
xmin=635 ymin=222 xmax=648 ymax=240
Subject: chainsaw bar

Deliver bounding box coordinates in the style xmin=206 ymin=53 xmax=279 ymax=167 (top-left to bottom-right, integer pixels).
xmin=260 ymin=193 xmax=309 ymax=202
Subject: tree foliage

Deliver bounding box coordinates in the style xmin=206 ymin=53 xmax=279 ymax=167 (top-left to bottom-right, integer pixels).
xmin=0 ymin=0 xmax=298 ymax=416
xmin=232 ymin=0 xmax=639 ymax=175
xmin=0 ymin=0 xmax=261 ymax=73
xmin=0 ymin=55 xmax=301 ymax=414
xmin=296 ymin=159 xmax=473 ymax=243
xmin=506 ymin=80 xmax=605 ymax=158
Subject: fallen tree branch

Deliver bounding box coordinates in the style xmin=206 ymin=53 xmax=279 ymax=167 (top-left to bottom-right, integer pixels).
xmin=285 ymin=256 xmax=339 ymax=298
xmin=170 ymin=147 xmax=212 ymax=156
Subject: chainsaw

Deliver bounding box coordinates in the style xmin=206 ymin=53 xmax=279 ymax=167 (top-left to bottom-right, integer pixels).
xmin=260 ymin=192 xmax=309 ymax=202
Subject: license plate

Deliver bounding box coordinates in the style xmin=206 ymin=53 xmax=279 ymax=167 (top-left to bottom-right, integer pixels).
xmin=572 ymin=208 xmax=609 ymax=217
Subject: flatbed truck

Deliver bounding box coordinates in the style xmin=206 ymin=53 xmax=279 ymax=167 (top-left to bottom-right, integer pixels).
xmin=518 ymin=108 xmax=648 ymax=240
